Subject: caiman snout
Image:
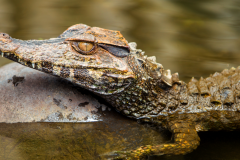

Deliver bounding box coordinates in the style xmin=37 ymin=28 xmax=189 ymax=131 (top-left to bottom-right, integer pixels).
xmin=0 ymin=33 xmax=12 ymax=43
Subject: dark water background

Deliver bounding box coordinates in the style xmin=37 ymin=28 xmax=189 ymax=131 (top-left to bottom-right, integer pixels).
xmin=1 ymin=0 xmax=240 ymax=159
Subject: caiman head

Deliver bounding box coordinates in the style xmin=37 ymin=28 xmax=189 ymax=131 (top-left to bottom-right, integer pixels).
xmin=0 ymin=24 xmax=136 ymax=95
xmin=0 ymin=24 xmax=182 ymax=118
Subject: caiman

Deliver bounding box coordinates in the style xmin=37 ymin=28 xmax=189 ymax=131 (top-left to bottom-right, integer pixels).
xmin=1 ymin=24 xmax=240 ymax=159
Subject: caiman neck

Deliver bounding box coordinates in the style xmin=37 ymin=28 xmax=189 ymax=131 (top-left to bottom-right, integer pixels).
xmin=102 ymin=47 xmax=184 ymax=119
xmin=109 ymin=60 xmax=240 ymax=121
xmin=103 ymin=75 xmax=186 ymax=120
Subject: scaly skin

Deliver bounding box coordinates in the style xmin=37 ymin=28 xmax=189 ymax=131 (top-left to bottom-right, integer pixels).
xmin=1 ymin=24 xmax=240 ymax=159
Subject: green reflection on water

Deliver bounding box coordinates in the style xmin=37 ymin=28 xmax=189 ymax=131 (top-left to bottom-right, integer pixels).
xmin=0 ymin=121 xmax=169 ymax=160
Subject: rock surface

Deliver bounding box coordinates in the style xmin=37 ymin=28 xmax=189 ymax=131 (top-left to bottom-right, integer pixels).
xmin=0 ymin=62 xmax=108 ymax=123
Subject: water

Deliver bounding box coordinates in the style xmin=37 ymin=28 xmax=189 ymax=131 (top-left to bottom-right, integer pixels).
xmin=0 ymin=0 xmax=240 ymax=159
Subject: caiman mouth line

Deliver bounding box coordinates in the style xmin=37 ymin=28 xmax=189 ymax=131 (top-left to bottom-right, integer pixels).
xmin=0 ymin=50 xmax=132 ymax=74
xmin=0 ymin=50 xmax=134 ymax=95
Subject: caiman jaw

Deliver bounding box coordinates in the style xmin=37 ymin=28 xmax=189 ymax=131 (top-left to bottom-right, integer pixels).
xmin=0 ymin=30 xmax=135 ymax=95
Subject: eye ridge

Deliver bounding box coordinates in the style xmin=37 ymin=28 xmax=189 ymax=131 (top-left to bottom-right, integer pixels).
xmin=72 ymin=41 xmax=96 ymax=55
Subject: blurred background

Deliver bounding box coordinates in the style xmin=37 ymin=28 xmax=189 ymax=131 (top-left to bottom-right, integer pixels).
xmin=1 ymin=0 xmax=240 ymax=82
xmin=1 ymin=0 xmax=240 ymax=160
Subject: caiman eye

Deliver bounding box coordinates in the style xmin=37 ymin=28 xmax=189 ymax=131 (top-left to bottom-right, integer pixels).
xmin=71 ymin=41 xmax=96 ymax=55
xmin=78 ymin=42 xmax=94 ymax=52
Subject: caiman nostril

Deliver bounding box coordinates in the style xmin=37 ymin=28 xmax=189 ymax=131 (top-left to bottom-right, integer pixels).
xmin=0 ymin=32 xmax=10 ymax=39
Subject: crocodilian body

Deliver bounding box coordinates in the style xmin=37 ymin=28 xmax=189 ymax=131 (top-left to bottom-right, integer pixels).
xmin=1 ymin=24 xmax=240 ymax=159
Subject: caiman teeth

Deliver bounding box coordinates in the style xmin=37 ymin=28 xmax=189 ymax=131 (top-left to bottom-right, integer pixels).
xmin=32 ymin=63 xmax=35 ymax=68
xmin=37 ymin=63 xmax=42 ymax=71
xmin=1 ymin=52 xmax=3 ymax=57
xmin=6 ymin=52 xmax=10 ymax=56
xmin=106 ymin=73 xmax=134 ymax=79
